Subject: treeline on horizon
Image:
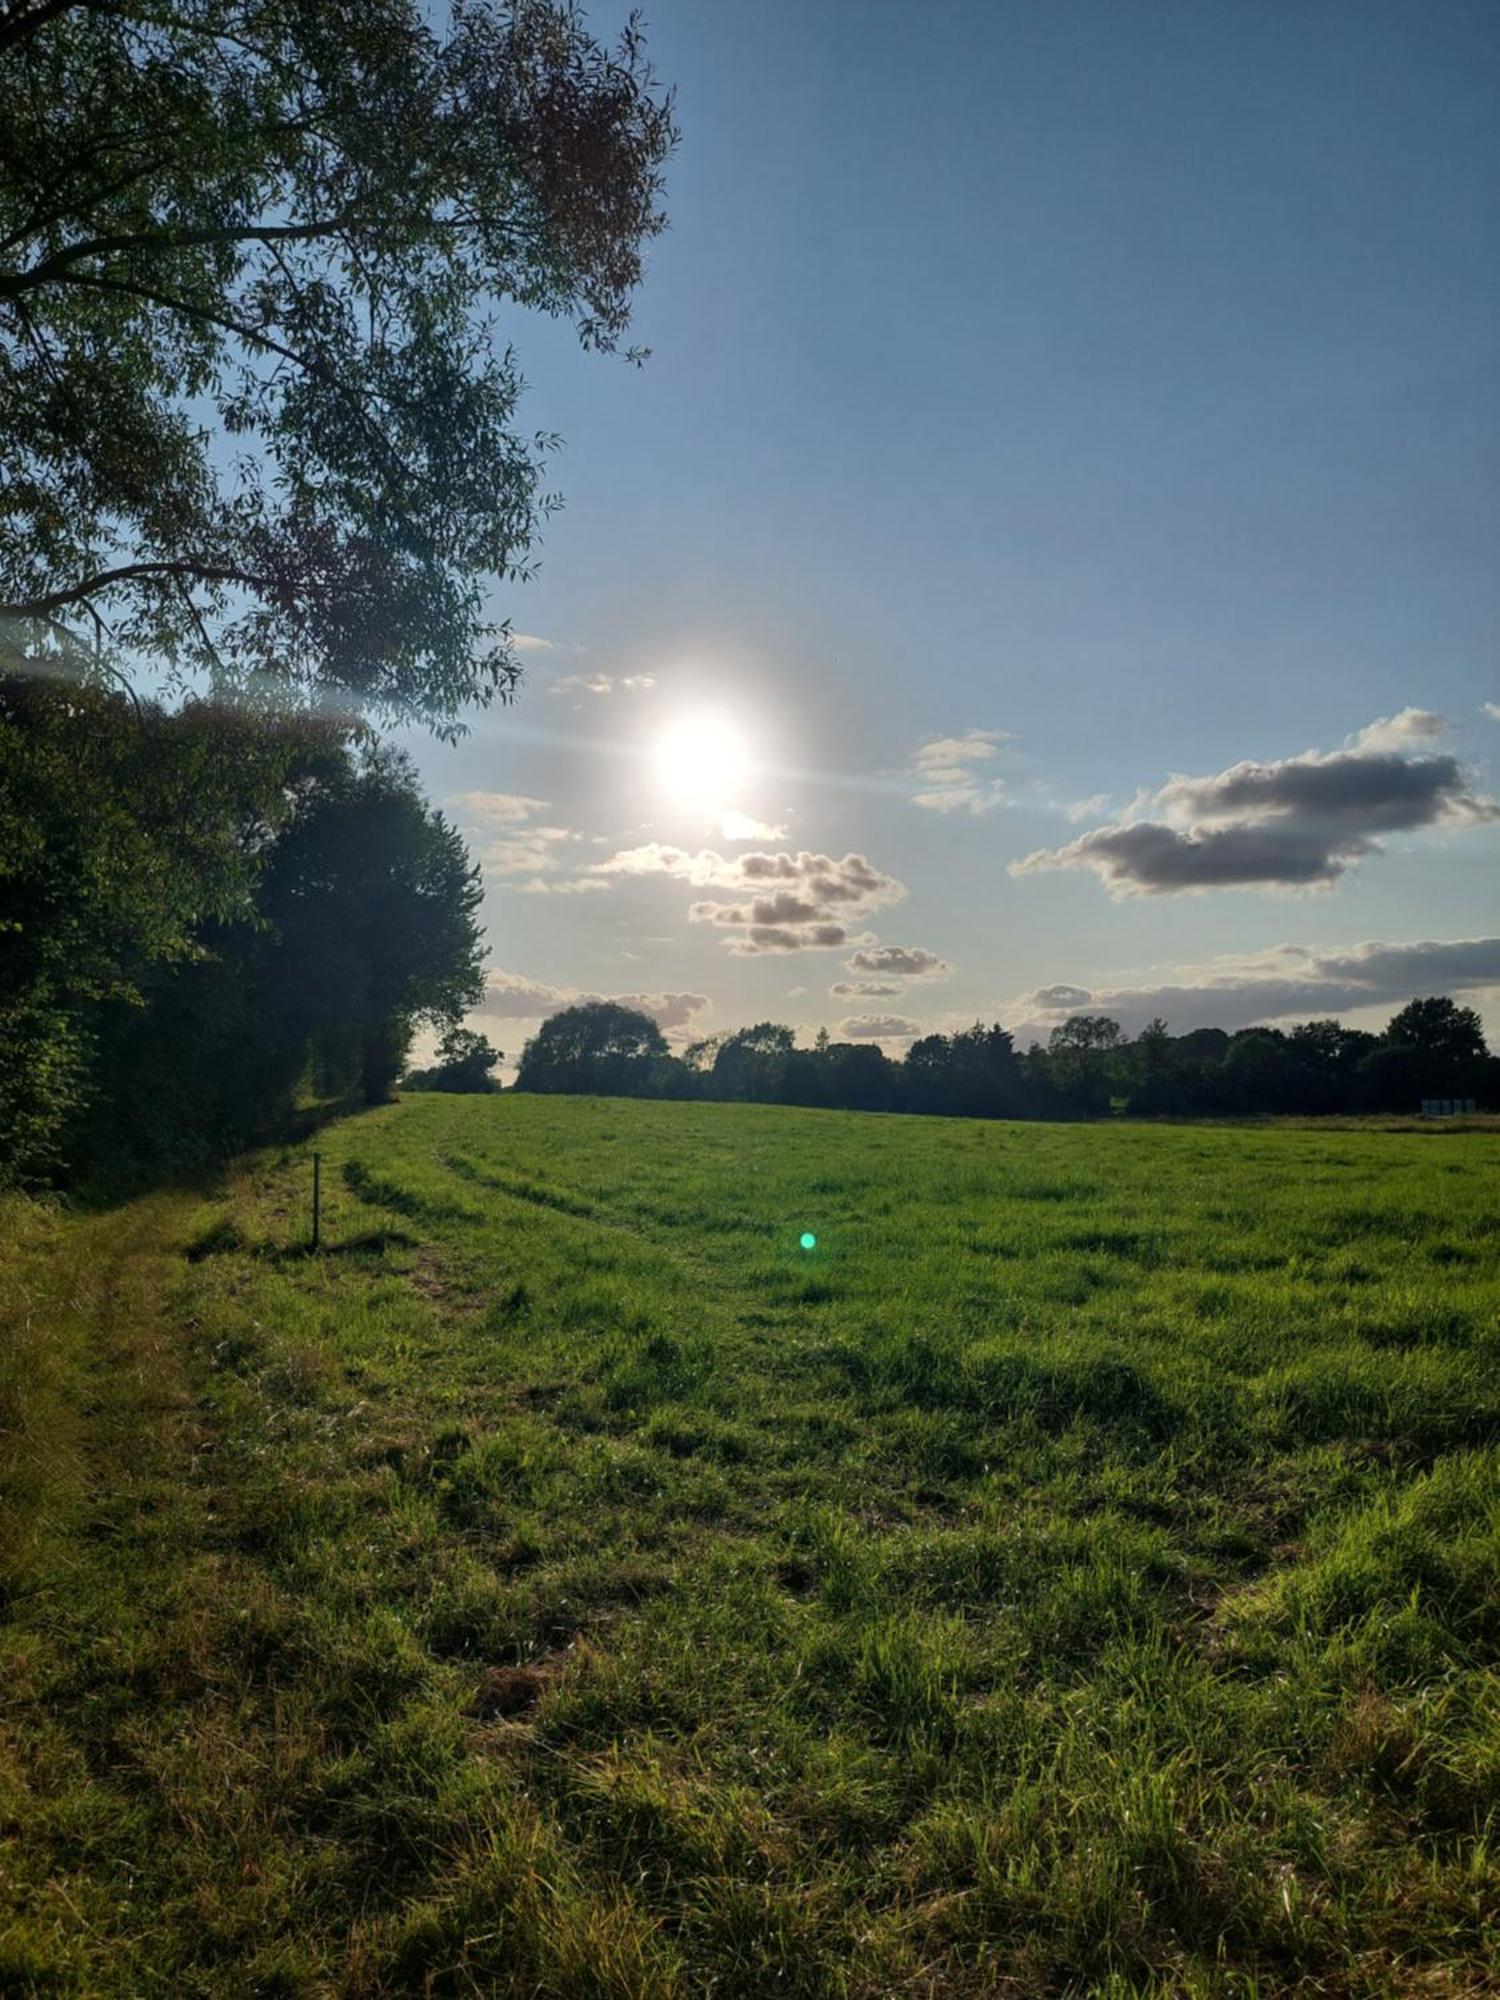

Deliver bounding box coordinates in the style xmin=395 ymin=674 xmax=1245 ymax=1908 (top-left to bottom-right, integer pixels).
xmin=478 ymin=995 xmax=1500 ymax=1121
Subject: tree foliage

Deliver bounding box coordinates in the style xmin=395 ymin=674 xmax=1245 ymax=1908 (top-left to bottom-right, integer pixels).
xmin=0 ymin=680 xmax=483 ymax=1186
xmin=0 ymin=0 xmax=675 ymax=729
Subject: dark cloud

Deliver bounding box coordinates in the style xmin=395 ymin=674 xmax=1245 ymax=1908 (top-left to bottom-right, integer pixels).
xmin=594 ymin=844 xmax=904 ymax=954
xmin=839 ymin=1014 xmax=923 ymax=1040
xmin=1014 ymin=727 xmax=1498 ymax=896
xmin=844 ymin=944 xmax=951 ymax=980
xmin=1010 ymin=935 xmax=1500 ymax=1038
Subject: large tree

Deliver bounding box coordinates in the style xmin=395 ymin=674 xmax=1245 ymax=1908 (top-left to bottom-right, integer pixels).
xmin=0 ymin=0 xmax=675 ymax=730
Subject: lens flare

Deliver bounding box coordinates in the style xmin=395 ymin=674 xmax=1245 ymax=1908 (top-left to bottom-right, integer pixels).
xmin=799 ymin=1231 xmax=817 ymax=1251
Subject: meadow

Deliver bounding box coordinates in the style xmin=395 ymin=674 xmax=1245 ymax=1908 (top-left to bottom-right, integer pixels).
xmin=2 ymin=1097 xmax=1497 ymax=1997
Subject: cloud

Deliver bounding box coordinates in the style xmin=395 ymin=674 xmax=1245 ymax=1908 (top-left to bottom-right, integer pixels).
xmin=1013 ymin=720 xmax=1498 ymax=896
xmin=909 ymin=728 xmax=1012 ymax=814
xmin=721 ymin=810 xmax=789 ymax=841
xmin=843 ymin=944 xmax=951 ymax=981
xmin=475 ymin=970 xmax=709 ymax=1037
xmin=1009 ymin=935 xmax=1500 ymax=1038
xmin=1349 ymin=708 xmax=1446 ymax=751
xmin=448 ymin=791 xmax=586 ymax=879
xmin=839 ymin=1013 xmax=922 ymax=1041
xmin=448 ymin=790 xmax=550 ymax=827
xmin=593 ymin=845 xmax=906 ymax=953
xmin=1484 ymin=702 xmax=1500 ymax=722
xmin=510 ymin=633 xmax=559 ymax=654
xmin=831 ymin=980 xmax=903 ymax=998
xmin=1065 ymin=792 xmax=1111 ymax=823
xmin=548 ymin=672 xmax=656 ymax=697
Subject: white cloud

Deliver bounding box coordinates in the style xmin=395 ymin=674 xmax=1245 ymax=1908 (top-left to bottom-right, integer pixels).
xmin=448 ymin=790 xmax=550 ymax=827
xmin=1064 ymin=792 xmax=1111 ymax=824
xmin=1014 ymin=717 xmax=1498 ymax=897
xmin=831 ymin=979 xmax=902 ymax=998
xmin=548 ymin=671 xmax=656 ymax=698
xmin=908 ymin=728 xmax=1012 ymax=815
xmin=1483 ymin=702 xmax=1500 ymax=722
xmin=510 ymin=633 xmax=559 ymax=654
xmin=721 ymin=810 xmax=789 ymax=841
xmin=1349 ymin=708 xmax=1447 ymax=752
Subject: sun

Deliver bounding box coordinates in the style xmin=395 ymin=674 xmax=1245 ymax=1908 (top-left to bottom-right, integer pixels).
xmin=652 ymin=709 xmax=751 ymax=813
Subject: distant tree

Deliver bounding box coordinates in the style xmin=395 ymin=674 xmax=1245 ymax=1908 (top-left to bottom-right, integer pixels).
xmin=711 ymin=1021 xmax=794 ymax=1101
xmin=1046 ymin=1014 xmax=1123 ymax=1115
xmin=819 ymin=1040 xmax=896 ymax=1113
xmin=1218 ymin=1028 xmax=1297 ymax=1115
xmin=406 ymin=1026 xmax=502 ymax=1094
xmin=1287 ymin=1019 xmax=1378 ymax=1114
xmin=513 ymin=1001 xmax=667 ymax=1097
xmin=1382 ymin=998 xmax=1487 ymax=1068
xmin=0 ymin=1 xmax=675 ymax=729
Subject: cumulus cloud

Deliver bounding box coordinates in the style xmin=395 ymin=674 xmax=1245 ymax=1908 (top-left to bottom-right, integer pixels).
xmin=1013 ymin=719 xmax=1498 ymax=896
xmin=1065 ymin=792 xmax=1111 ymax=823
xmin=593 ymin=845 xmax=905 ymax=953
xmin=831 ymin=979 xmax=903 ymax=998
xmin=839 ymin=1013 xmax=922 ymax=1041
xmin=1009 ymin=935 xmax=1500 ymax=1039
xmin=843 ymin=944 xmax=951 ymax=981
xmin=1349 ymin=708 xmax=1446 ymax=752
xmin=475 ymin=970 xmax=710 ymax=1037
xmin=909 ymin=728 xmax=1012 ymax=814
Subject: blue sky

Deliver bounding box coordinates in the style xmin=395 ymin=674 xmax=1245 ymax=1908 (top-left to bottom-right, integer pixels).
xmin=402 ymin=0 xmax=1499 ymax=1067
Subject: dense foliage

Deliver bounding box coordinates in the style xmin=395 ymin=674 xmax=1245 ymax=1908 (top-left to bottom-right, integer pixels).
xmin=0 ymin=0 xmax=674 ymax=729
xmin=405 ymin=1025 xmax=504 ymax=1094
xmin=0 ymin=675 xmax=483 ymax=1187
xmin=512 ymin=997 xmax=1498 ymax=1118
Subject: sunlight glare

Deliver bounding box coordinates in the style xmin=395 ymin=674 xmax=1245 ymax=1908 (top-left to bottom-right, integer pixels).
xmin=652 ymin=709 xmax=750 ymax=812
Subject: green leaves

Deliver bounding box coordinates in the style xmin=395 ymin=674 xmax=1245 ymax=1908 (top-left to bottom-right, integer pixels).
xmin=0 ymin=2 xmax=675 ymax=730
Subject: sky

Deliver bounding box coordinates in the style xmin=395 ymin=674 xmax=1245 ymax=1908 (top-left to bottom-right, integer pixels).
xmin=400 ymin=0 xmax=1500 ymax=1072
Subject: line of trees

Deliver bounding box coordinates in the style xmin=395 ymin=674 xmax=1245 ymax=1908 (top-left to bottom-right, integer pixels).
xmin=1 ymin=676 xmax=484 ymax=1191
xmin=505 ymin=998 xmax=1497 ymax=1120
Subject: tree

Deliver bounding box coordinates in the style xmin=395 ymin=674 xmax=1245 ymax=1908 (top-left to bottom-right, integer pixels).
xmin=711 ymin=1021 xmax=794 ymax=1101
xmin=0 ymin=671 xmax=334 ymax=1182
xmin=0 ymin=1 xmax=675 ymax=730
xmin=406 ymin=1026 xmax=502 ymax=1093
xmin=1382 ymin=998 xmax=1487 ymax=1068
xmin=513 ymin=1000 xmax=666 ymax=1097
xmin=1045 ymin=1014 xmax=1123 ymax=1115
xmin=64 ymin=739 xmax=486 ymax=1181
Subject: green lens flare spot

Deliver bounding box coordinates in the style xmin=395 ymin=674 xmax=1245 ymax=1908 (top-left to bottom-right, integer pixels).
xmin=799 ymin=1231 xmax=817 ymax=1251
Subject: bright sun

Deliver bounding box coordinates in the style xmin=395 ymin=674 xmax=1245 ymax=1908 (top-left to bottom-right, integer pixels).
xmin=652 ymin=710 xmax=750 ymax=813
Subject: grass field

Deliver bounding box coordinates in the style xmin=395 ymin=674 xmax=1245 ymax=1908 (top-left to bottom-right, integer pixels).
xmin=2 ymin=1097 xmax=1498 ymax=1997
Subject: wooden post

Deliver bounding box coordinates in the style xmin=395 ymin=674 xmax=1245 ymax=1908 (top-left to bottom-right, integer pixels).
xmin=312 ymin=1151 xmax=322 ymax=1251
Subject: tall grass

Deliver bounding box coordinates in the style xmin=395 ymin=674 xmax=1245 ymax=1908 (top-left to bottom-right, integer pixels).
xmin=1 ymin=1101 xmax=1496 ymax=1995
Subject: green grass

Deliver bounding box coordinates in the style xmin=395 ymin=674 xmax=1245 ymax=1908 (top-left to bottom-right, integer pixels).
xmin=3 ymin=1097 xmax=1498 ymax=1996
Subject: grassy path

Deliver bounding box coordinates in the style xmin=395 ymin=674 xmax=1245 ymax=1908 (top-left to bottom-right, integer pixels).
xmin=1 ymin=1100 xmax=1498 ymax=1997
